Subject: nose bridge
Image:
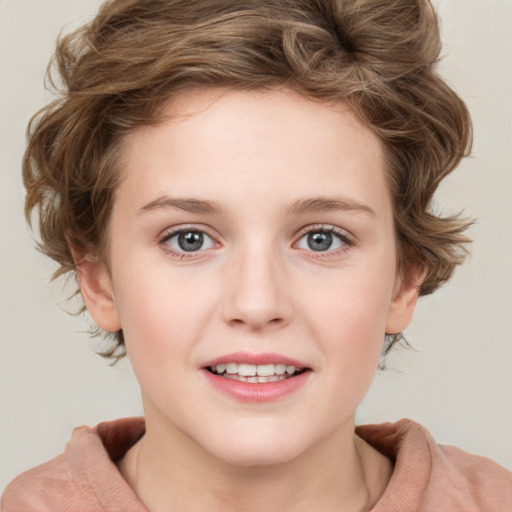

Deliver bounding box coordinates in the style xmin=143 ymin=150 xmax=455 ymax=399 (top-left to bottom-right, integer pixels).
xmin=222 ymin=235 xmax=291 ymax=329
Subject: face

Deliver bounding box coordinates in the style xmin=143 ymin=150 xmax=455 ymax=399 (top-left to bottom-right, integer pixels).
xmin=81 ymin=88 xmax=419 ymax=466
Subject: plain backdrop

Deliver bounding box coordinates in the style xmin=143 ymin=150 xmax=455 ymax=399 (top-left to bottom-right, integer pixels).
xmin=1 ymin=0 xmax=511 ymax=492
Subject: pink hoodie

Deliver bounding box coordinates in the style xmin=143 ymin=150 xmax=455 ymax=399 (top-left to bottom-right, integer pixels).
xmin=3 ymin=417 xmax=511 ymax=511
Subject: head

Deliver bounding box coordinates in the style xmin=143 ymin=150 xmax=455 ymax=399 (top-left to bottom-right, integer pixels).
xmin=25 ymin=0 xmax=472 ymax=356
xmin=24 ymin=0 xmax=471 ymax=430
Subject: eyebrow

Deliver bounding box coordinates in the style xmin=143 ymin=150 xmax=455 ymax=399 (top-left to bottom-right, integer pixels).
xmin=286 ymin=197 xmax=376 ymax=217
xmin=137 ymin=196 xmax=223 ymax=215
xmin=137 ymin=195 xmax=376 ymax=217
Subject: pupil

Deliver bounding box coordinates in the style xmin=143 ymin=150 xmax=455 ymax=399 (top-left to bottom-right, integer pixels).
xmin=308 ymin=232 xmax=332 ymax=251
xmin=178 ymin=231 xmax=203 ymax=252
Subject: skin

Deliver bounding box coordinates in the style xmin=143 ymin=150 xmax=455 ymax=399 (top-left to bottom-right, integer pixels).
xmin=77 ymin=88 xmax=421 ymax=511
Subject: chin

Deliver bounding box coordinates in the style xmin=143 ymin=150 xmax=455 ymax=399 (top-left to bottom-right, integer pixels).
xmin=215 ymin=446 xmax=301 ymax=468
xmin=202 ymin=429 xmax=312 ymax=467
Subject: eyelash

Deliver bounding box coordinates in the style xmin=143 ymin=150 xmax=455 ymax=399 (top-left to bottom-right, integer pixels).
xmin=158 ymin=224 xmax=355 ymax=260
xmin=293 ymin=224 xmax=354 ymax=259
xmin=159 ymin=225 xmax=217 ymax=260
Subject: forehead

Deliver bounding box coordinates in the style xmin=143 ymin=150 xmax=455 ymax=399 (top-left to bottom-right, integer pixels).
xmin=116 ymin=88 xmax=390 ymax=219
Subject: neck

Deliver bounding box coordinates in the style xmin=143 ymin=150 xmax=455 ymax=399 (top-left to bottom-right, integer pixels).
xmin=119 ymin=415 xmax=391 ymax=512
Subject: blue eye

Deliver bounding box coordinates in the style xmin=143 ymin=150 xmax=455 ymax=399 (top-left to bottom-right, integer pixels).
xmin=164 ymin=230 xmax=214 ymax=253
xmin=296 ymin=229 xmax=347 ymax=252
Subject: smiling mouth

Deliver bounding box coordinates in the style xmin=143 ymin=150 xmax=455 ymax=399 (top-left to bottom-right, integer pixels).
xmin=206 ymin=363 xmax=308 ymax=383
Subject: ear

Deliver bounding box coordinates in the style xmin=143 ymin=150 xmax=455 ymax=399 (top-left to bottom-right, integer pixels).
xmin=385 ymin=264 xmax=426 ymax=334
xmin=71 ymin=246 xmax=121 ymax=333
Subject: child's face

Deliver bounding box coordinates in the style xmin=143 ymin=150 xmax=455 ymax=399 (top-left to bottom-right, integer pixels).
xmin=83 ymin=88 xmax=418 ymax=465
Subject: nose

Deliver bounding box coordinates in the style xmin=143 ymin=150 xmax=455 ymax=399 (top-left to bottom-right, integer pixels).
xmin=221 ymin=243 xmax=293 ymax=331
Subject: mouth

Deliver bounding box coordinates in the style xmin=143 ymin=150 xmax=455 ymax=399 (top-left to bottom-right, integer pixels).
xmin=201 ymin=352 xmax=312 ymax=401
xmin=205 ymin=363 xmax=308 ymax=383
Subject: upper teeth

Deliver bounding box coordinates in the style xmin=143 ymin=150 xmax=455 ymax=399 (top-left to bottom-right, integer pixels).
xmin=213 ymin=363 xmax=298 ymax=377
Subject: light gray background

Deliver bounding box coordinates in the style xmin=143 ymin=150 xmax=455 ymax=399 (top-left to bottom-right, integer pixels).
xmin=1 ymin=0 xmax=511 ymax=491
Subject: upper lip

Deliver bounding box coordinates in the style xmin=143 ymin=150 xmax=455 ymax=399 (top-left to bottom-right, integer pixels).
xmin=202 ymin=351 xmax=310 ymax=369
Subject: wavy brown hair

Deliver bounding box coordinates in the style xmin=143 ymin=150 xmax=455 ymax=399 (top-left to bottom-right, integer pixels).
xmin=23 ymin=0 xmax=472 ymax=359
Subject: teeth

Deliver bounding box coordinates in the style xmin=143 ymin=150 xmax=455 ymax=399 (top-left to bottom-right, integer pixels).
xmin=275 ymin=364 xmax=286 ymax=375
xmin=222 ymin=373 xmax=289 ymax=383
xmin=225 ymin=363 xmax=238 ymax=374
xmin=238 ymin=364 xmax=256 ymax=377
xmin=256 ymin=364 xmax=274 ymax=377
xmin=212 ymin=363 xmax=301 ymax=379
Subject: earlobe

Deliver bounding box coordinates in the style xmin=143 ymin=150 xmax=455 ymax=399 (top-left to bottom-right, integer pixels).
xmin=71 ymin=247 xmax=121 ymax=333
xmin=385 ymin=264 xmax=426 ymax=334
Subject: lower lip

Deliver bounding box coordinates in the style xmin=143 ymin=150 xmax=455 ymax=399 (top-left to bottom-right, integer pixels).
xmin=201 ymin=369 xmax=311 ymax=402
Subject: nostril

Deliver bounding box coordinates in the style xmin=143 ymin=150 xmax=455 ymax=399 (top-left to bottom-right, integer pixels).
xmin=229 ymin=316 xmax=285 ymax=329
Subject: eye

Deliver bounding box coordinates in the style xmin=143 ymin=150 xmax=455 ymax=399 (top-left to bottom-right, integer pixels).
xmin=162 ymin=229 xmax=215 ymax=253
xmin=296 ymin=227 xmax=349 ymax=253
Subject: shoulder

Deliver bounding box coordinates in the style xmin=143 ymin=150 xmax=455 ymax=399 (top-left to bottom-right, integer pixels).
xmin=1 ymin=451 xmax=97 ymax=511
xmin=357 ymin=419 xmax=512 ymax=512
xmin=432 ymin=441 xmax=512 ymax=509
xmin=2 ymin=418 xmax=146 ymax=512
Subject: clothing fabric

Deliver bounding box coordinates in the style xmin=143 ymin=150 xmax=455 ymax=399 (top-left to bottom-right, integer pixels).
xmin=2 ymin=417 xmax=511 ymax=511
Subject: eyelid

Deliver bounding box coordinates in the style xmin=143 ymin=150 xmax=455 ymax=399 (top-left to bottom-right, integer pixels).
xmin=159 ymin=224 xmax=217 ymax=242
xmin=294 ymin=224 xmax=354 ymax=242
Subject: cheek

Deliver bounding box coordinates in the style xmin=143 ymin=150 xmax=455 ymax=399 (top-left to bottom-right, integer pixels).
xmin=301 ymin=265 xmax=394 ymax=377
xmin=305 ymin=261 xmax=394 ymax=330
xmin=112 ymin=262 xmax=218 ymax=364
xmin=113 ymin=270 xmax=219 ymax=411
